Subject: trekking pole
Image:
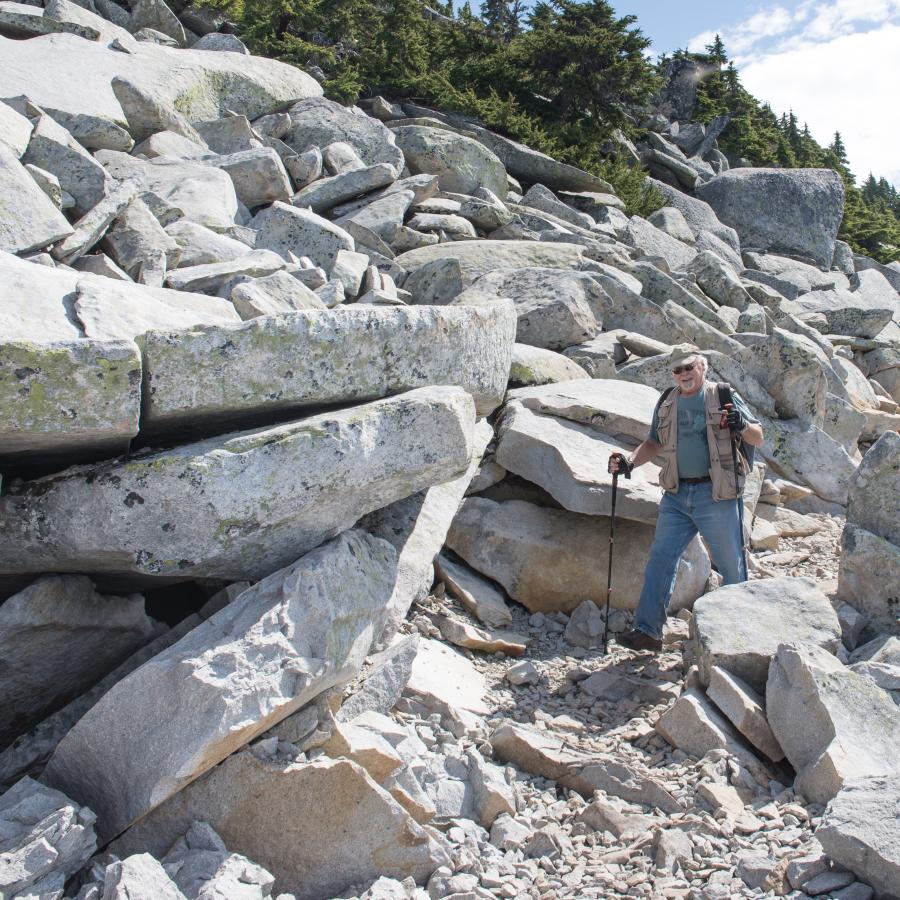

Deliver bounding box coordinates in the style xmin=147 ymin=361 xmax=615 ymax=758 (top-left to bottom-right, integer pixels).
xmin=721 ymin=403 xmax=749 ymax=578
xmin=602 ymin=468 xmax=619 ymax=655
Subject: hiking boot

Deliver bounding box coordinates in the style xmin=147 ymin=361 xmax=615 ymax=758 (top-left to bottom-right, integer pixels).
xmin=616 ymin=628 xmax=662 ymax=652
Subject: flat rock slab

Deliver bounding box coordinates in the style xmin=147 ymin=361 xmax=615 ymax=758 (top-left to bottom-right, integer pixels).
xmin=395 ymin=241 xmax=586 ymax=291
xmin=0 ymin=337 xmax=141 ymax=466
xmin=695 ymin=168 xmax=844 ymax=269
xmin=108 ymin=753 xmax=448 ymax=899
xmin=0 ymin=33 xmax=320 ymax=136
xmin=406 ymin=638 xmax=489 ymax=718
xmin=491 ymin=720 xmax=681 ymax=813
xmin=766 ymin=643 xmax=900 ymax=803
xmin=43 ymin=530 xmax=399 ymax=843
xmin=495 ymin=403 xmax=663 ymax=523
xmin=817 ymin=775 xmax=900 ymax=900
xmin=691 ymin=576 xmax=841 ymax=692
xmin=434 ymin=553 xmax=512 ymax=629
xmin=0 ymin=574 xmax=155 ymax=748
xmin=139 ymin=302 xmax=516 ymax=436
xmin=0 ymin=386 xmax=475 ymax=582
xmin=509 ymin=344 xmax=589 ymax=387
xmin=446 ymin=497 xmax=708 ymax=613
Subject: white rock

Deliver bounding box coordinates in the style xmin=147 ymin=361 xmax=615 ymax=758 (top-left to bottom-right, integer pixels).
xmin=251 ymin=201 xmax=354 ymax=273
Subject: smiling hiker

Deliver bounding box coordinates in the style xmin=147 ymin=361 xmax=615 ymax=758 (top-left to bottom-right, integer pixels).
xmin=608 ymin=344 xmax=765 ymax=652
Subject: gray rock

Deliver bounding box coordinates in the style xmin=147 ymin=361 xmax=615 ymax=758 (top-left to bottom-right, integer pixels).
xmin=695 ymin=168 xmax=844 ymax=268
xmin=191 ymin=31 xmax=248 ymax=53
xmin=453 ymin=266 xmax=600 ymax=351
xmin=229 ymin=270 xmax=326 ymax=318
xmin=647 ymin=206 xmax=695 ymax=244
xmin=139 ymin=303 xmax=514 ymax=435
xmin=406 ymin=211 xmax=476 ymax=238
xmin=292 ymin=163 xmax=398 ymax=214
xmin=0 ymin=386 xmax=476 ymax=582
xmin=522 ymin=183 xmax=594 ymax=230
xmin=164 ymin=248 xmax=285 ymax=293
xmin=322 ymin=140 xmax=366 ymax=175
xmin=0 ymin=96 xmax=33 ymax=156
xmin=0 ymin=141 xmax=73 ymax=253
xmin=43 ymin=530 xmax=401 ymax=843
xmin=766 ymin=643 xmax=900 ymax=802
xmin=624 ymin=216 xmax=697 ymax=270
xmin=459 ymin=190 xmax=513 ymax=230
xmin=285 ymin=97 xmax=404 ymax=171
xmin=691 ymin=577 xmax=841 ymax=692
xmin=855 ymin=253 xmax=900 ymax=293
xmin=509 ymin=343 xmax=590 ymax=386
xmin=851 ymin=635 xmax=900 ymax=667
xmin=0 ymin=1 xmax=102 ymax=40
xmin=0 ymin=777 xmax=97 ymax=898
xmin=649 ymin=178 xmax=740 ymax=252
xmin=195 ymin=114 xmax=260 ymax=154
xmin=434 ymin=553 xmax=512 ymax=629
xmin=446 ymin=497 xmax=708 ymax=614
xmin=337 ymin=635 xmax=419 ymax=722
xmin=251 ymin=200 xmax=353 ymax=273
xmin=838 ymin=524 xmax=900 ymax=638
xmin=105 ymin=196 xmax=180 ymax=282
xmin=111 ymin=76 xmax=206 ymax=145
xmin=164 ymin=219 xmax=253 ymax=267
xmin=129 ymin=0 xmax=185 ymax=45
xmin=90 ymin=852 xmax=188 ymax=899
xmin=817 ymin=775 xmax=900 ymax=899
xmin=110 ymin=753 xmax=448 ymax=899
xmin=846 ymin=430 xmax=900 ymax=545
xmin=687 ymin=250 xmax=752 ymax=310
xmin=336 ymin=189 xmax=415 ymax=243
xmin=564 ymin=601 xmax=607 ymax=649
xmin=212 ymin=147 xmax=293 ymax=209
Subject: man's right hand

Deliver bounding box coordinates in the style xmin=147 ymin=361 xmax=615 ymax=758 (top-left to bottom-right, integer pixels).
xmin=608 ymin=453 xmax=633 ymax=478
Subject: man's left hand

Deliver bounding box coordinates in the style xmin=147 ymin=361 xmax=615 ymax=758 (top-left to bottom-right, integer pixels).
xmin=725 ymin=407 xmax=747 ymax=435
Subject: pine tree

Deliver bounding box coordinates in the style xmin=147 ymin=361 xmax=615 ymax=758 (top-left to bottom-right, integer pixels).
xmin=480 ymin=0 xmax=521 ymax=41
xmin=704 ymin=34 xmax=727 ymax=65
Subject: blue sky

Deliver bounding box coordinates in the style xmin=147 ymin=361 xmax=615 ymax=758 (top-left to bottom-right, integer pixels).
xmin=452 ymin=1 xmax=900 ymax=185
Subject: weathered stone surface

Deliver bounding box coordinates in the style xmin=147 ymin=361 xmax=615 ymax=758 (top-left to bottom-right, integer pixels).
xmin=115 ymin=752 xmax=447 ymax=898
xmin=495 ymin=402 xmax=663 ymax=523
xmin=434 ymin=554 xmax=512 ymax=629
xmin=91 ymin=852 xmax=188 ymax=899
xmin=453 ymin=267 xmax=600 ymax=351
xmin=0 ymin=141 xmax=73 ymax=253
xmin=164 ymin=249 xmax=286 ymax=293
xmin=292 ymin=163 xmax=398 ymax=214
xmin=286 ymin=97 xmax=403 ymax=171
xmin=436 ymin=615 xmax=527 ymax=657
xmin=0 ymin=575 xmax=155 ymax=748
xmin=649 ymin=178 xmax=740 ymax=251
xmin=165 ymin=219 xmax=252 ymax=267
xmin=111 ymin=75 xmax=205 ymax=145
xmin=522 ymin=183 xmax=594 ymax=229
xmin=491 ymin=720 xmax=681 ymax=812
xmin=229 ymin=269 xmax=325 ymax=318
xmin=405 ymin=638 xmax=489 ymax=721
xmin=321 ymin=720 xmax=403 ymax=783
xmin=0 ymin=33 xmax=321 ymax=140
xmin=44 ymin=530 xmax=401 ymax=842
xmin=0 ymin=337 xmax=141 ymax=465
xmin=446 ymin=497 xmax=709 ymax=613
xmin=695 ymin=168 xmax=844 ymax=268
xmin=706 ymin=665 xmax=784 ymax=762
xmin=212 ymin=147 xmax=293 ymax=209
xmin=691 ymin=577 xmax=841 ymax=692
xmin=336 ymin=189 xmax=415 ymax=243
xmin=140 ymin=303 xmax=514 ymax=435
xmin=767 ymin=643 xmax=900 ymax=803
xmin=817 ymin=776 xmax=900 ymax=900
xmin=0 ymin=386 xmax=475 ymax=581
xmin=395 ymin=240 xmax=585 ymax=290
xmin=509 ymin=343 xmax=590 ymax=386
xmin=0 ymin=776 xmax=97 ymax=898
xmin=0 ymin=98 xmax=32 ymax=156
xmin=337 ymin=635 xmax=419 ymax=722
xmin=251 ymin=201 xmax=353 ymax=272
xmin=838 ymin=524 xmax=900 ymax=637
xmin=846 ymin=430 xmax=900 ymax=546
xmin=625 ymin=216 xmax=697 ymax=270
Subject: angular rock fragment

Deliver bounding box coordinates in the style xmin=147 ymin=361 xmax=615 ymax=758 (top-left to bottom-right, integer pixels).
xmin=212 ymin=147 xmax=293 ymax=209
xmin=110 ymin=753 xmax=448 ymax=899
xmin=434 ymin=554 xmax=512 ymax=629
xmin=292 ymin=163 xmax=398 ymax=214
xmin=337 ymin=635 xmax=419 ymax=722
xmin=509 ymin=343 xmax=590 ymax=386
xmin=111 ymin=76 xmax=205 ymax=145
xmin=0 ymin=387 xmax=475 ymax=581
xmin=251 ymin=200 xmax=353 ymax=272
xmin=691 ymin=577 xmax=841 ymax=691
xmin=164 ymin=249 xmax=286 ymax=293
xmin=838 ymin=524 xmax=900 ymax=637
xmin=229 ymin=270 xmax=326 ymax=319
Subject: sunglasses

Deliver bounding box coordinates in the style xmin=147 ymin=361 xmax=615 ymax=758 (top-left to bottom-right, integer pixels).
xmin=672 ymin=363 xmax=697 ymax=375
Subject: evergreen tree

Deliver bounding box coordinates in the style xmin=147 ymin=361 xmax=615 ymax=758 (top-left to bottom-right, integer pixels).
xmin=704 ymin=34 xmax=727 ymax=64
xmin=480 ymin=0 xmax=521 ymax=40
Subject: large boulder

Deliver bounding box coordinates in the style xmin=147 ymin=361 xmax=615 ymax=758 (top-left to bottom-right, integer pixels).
xmin=817 ymin=775 xmax=900 ymax=900
xmin=108 ymin=753 xmax=448 ymax=899
xmin=0 ymin=777 xmax=97 ymax=899
xmin=451 ymin=267 xmax=601 ymax=351
xmin=250 ymin=201 xmax=354 ymax=272
xmin=43 ymin=530 xmax=400 ymax=843
xmin=0 ymin=34 xmax=321 ymax=140
xmin=767 ymin=643 xmax=900 ymax=804
xmin=392 ymin=125 xmax=507 ymax=199
xmin=139 ymin=303 xmax=516 ymax=435
xmin=649 ymin=178 xmax=740 ymax=252
xmin=691 ymin=577 xmax=841 ymax=692
xmin=446 ymin=497 xmax=709 ymax=613
xmin=846 ymin=431 xmax=900 ymax=546
xmin=0 ymin=575 xmax=155 ymax=748
xmin=695 ymin=168 xmax=844 ymax=268
xmin=509 ymin=344 xmax=590 ymax=386
xmin=0 ymin=387 xmax=475 ymax=582
xmin=838 ymin=524 xmax=900 ymax=637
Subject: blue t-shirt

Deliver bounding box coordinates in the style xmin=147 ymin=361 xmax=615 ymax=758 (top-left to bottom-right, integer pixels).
xmin=649 ymin=387 xmax=758 ymax=479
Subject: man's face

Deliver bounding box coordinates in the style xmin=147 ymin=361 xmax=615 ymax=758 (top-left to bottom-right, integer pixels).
xmin=672 ymin=356 xmax=704 ymax=395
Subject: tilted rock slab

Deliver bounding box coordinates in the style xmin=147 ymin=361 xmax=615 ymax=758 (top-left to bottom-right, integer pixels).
xmin=0 ymin=33 xmax=321 ymax=140
xmin=0 ymin=776 xmax=97 ymax=899
xmin=108 ymin=753 xmax=449 ymax=899
xmin=43 ymin=530 xmax=400 ymax=842
xmin=0 ymin=386 xmax=476 ymax=581
xmin=695 ymin=168 xmax=844 ymax=269
xmin=838 ymin=523 xmax=900 ymax=637
xmin=139 ymin=302 xmax=516 ymax=435
xmin=817 ymin=775 xmax=900 ymax=900
xmin=845 ymin=430 xmax=900 ymax=546
xmin=766 ymin=643 xmax=900 ymax=803
xmin=509 ymin=344 xmax=589 ymax=386
xmin=0 ymin=574 xmax=155 ymax=749
xmin=691 ymin=577 xmax=841 ymax=692
xmin=446 ymin=497 xmax=709 ymax=613
xmin=0 ymin=337 xmax=141 ymax=466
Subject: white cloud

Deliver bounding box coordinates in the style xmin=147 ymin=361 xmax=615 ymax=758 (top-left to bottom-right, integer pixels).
xmin=739 ymin=24 xmax=900 ymax=185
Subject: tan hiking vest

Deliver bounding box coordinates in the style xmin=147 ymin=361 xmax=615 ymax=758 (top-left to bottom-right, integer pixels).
xmin=655 ymin=381 xmax=748 ymax=500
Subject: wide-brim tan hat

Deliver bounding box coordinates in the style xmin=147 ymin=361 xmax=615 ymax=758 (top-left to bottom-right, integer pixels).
xmin=668 ymin=343 xmax=702 ymax=367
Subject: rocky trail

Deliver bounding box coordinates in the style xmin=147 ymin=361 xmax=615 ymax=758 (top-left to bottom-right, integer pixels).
xmin=1 ymin=6 xmax=899 ymax=900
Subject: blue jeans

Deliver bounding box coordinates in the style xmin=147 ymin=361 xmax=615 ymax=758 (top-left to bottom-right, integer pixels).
xmin=635 ymin=481 xmax=746 ymax=638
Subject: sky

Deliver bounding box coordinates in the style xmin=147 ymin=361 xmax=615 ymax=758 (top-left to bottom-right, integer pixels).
xmin=456 ymin=1 xmax=900 ymax=186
